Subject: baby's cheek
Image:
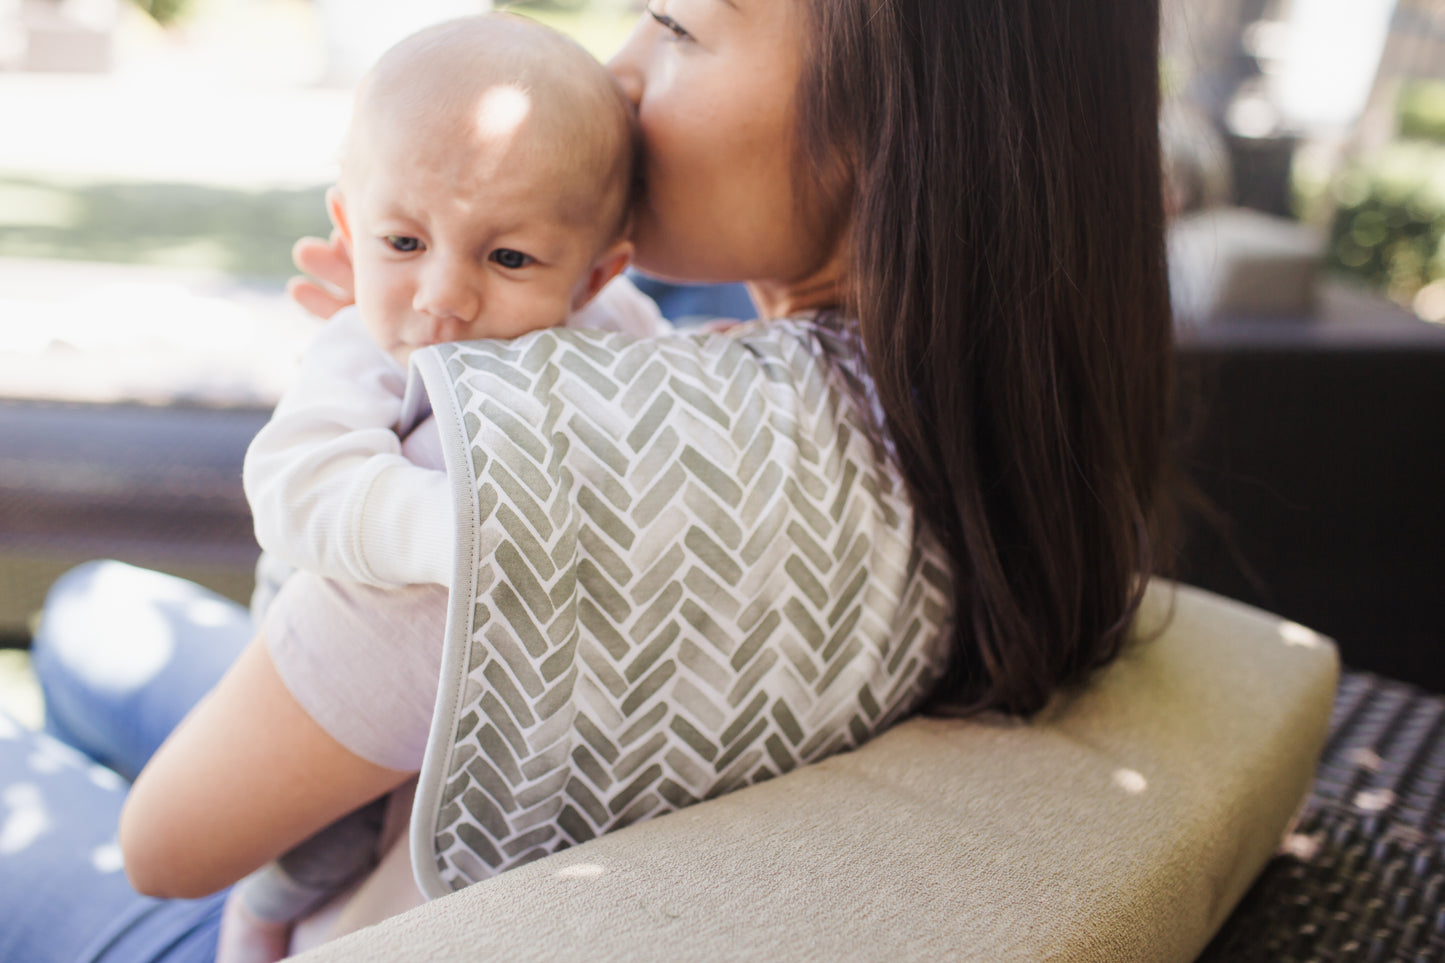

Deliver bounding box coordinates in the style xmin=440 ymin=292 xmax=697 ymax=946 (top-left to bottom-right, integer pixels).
xmin=500 ymin=288 xmax=571 ymax=338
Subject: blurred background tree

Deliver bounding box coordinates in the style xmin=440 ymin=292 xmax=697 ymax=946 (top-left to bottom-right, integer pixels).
xmin=1326 ymin=81 xmax=1445 ymax=316
xmin=128 ymin=0 xmax=194 ymax=27
xmin=1164 ymin=0 xmax=1445 ymax=322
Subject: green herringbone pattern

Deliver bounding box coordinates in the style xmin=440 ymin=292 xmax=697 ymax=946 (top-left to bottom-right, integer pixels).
xmin=420 ymin=317 xmax=952 ymax=891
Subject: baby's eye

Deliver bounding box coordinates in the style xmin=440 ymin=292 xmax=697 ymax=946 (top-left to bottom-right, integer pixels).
xmin=646 ymin=4 xmax=692 ymax=41
xmin=385 ymin=236 xmax=422 ymax=253
xmin=490 ymin=248 xmax=534 ymax=270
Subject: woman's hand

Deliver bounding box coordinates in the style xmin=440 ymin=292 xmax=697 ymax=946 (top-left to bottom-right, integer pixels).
xmin=288 ymin=229 xmax=356 ymax=320
xmin=119 ymin=635 xmax=412 ymax=899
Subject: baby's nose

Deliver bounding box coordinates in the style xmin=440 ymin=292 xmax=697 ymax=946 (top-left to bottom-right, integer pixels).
xmin=414 ymin=263 xmax=479 ymax=324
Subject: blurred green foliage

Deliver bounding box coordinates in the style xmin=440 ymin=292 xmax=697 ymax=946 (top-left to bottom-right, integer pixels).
xmin=505 ymin=0 xmax=639 ymax=60
xmin=1325 ymin=83 xmax=1445 ymax=307
xmin=509 ymin=0 xmax=591 ymax=12
xmin=127 ymin=0 xmax=196 ymax=26
xmin=1398 ymin=81 xmax=1445 ymax=145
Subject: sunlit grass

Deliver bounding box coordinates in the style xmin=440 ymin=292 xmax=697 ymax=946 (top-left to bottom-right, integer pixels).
xmin=0 ymin=174 xmax=328 ymax=279
xmin=0 ymin=183 xmax=82 ymax=230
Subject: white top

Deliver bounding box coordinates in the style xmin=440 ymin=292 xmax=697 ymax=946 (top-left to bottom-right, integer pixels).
xmin=244 ymin=275 xmax=671 ymax=589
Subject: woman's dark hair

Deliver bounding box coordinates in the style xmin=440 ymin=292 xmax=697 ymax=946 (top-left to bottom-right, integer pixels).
xmin=796 ymin=0 xmax=1175 ymax=715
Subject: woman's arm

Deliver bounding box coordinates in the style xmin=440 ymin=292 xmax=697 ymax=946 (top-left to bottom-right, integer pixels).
xmin=119 ymin=634 xmax=413 ymax=900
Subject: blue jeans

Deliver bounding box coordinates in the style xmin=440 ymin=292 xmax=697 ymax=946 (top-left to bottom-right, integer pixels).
xmin=0 ymin=560 xmax=253 ymax=963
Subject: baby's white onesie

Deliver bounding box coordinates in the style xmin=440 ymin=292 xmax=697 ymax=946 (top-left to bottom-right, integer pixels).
xmin=244 ymin=275 xmax=672 ymax=594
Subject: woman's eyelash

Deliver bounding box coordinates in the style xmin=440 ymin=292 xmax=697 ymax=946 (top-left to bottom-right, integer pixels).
xmin=646 ymin=6 xmax=691 ymax=40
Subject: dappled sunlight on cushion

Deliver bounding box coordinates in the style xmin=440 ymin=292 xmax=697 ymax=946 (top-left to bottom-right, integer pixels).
xmin=0 ymin=783 xmax=50 ymax=856
xmin=91 ymin=841 xmax=125 ymax=875
xmin=1278 ymin=620 xmax=1328 ymax=649
xmin=45 ymin=563 xmax=180 ymax=693
xmin=26 ymin=732 xmax=91 ymax=775
xmin=88 ymin=763 xmax=124 ymax=793
xmin=187 ymin=597 xmax=242 ymax=629
xmin=555 ymin=862 xmax=608 ymax=880
xmin=1112 ymin=768 xmax=1149 ymax=794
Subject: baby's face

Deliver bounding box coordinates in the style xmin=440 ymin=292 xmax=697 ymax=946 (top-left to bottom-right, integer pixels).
xmin=336 ymin=118 xmax=621 ymax=368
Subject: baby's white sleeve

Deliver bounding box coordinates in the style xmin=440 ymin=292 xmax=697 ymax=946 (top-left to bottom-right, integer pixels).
xmin=243 ymin=309 xmax=453 ymax=587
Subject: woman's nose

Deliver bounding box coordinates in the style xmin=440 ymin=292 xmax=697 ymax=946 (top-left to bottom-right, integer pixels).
xmin=607 ymin=18 xmax=647 ymax=107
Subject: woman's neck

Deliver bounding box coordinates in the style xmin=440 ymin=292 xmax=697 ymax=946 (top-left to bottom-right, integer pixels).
xmin=746 ymin=246 xmax=850 ymax=319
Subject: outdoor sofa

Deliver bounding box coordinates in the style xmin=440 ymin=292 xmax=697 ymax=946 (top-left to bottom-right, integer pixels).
xmin=293 ymin=581 xmax=1341 ymax=962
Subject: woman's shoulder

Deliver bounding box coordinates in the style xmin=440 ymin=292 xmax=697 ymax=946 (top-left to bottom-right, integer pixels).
xmin=442 ymin=313 xmax=865 ymax=385
xmin=422 ymin=314 xmax=866 ymax=408
xmin=420 ymin=313 xmax=890 ymax=477
xmin=696 ymin=312 xmax=861 ymax=357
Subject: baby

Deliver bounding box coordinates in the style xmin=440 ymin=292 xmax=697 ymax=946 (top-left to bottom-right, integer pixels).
xmin=226 ymin=14 xmax=666 ymax=962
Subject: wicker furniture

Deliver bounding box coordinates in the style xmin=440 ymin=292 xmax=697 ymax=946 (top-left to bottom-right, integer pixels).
xmin=1203 ymin=670 xmax=1445 ymax=961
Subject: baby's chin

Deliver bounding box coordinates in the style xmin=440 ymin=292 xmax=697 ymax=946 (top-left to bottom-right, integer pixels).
xmin=385 ymin=343 xmax=420 ymax=370
xmin=389 ymin=336 xmax=467 ymax=370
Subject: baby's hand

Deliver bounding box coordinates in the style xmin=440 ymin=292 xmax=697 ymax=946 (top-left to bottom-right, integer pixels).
xmin=217 ymin=889 xmax=293 ymax=963
xmin=288 ymin=229 xmax=355 ymax=321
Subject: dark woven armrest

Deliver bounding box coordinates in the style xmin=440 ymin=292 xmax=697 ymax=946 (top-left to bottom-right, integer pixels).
xmin=1201 ymin=671 xmax=1445 ymax=961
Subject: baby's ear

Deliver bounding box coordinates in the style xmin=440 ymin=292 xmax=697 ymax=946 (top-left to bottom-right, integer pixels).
xmin=572 ymin=239 xmax=633 ymax=311
xmin=325 ymin=186 xmax=354 ymax=250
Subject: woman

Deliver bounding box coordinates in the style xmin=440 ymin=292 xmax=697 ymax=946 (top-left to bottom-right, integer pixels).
xmin=0 ymin=0 xmax=1172 ymax=958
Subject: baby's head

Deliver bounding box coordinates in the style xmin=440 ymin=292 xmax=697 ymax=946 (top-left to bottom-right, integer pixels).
xmin=329 ymin=15 xmax=636 ymax=366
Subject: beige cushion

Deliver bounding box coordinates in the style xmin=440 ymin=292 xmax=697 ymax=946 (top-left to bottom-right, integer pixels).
xmin=296 ymin=581 xmax=1339 ymax=962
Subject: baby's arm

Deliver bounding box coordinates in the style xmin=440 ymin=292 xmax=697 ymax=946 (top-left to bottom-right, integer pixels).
xmin=243 ymin=309 xmax=453 ymax=587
